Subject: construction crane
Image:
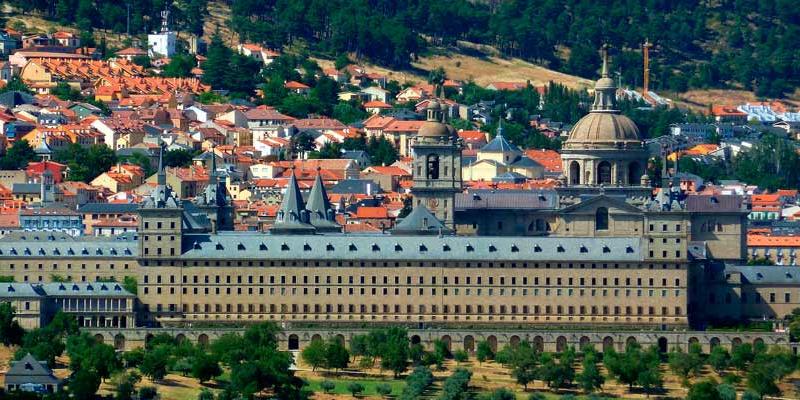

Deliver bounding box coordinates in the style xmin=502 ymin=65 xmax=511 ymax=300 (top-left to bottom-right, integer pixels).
xmin=642 ymin=39 xmax=653 ymax=97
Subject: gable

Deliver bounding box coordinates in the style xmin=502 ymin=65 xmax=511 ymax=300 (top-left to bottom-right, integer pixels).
xmin=559 ymin=195 xmax=643 ymax=216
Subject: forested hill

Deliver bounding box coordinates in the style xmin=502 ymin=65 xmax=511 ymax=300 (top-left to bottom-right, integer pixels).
xmin=6 ymin=0 xmax=799 ymax=97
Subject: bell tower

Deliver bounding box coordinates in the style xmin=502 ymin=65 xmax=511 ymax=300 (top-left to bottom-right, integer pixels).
xmin=411 ymin=101 xmax=462 ymax=228
xmin=138 ymin=142 xmax=183 ymax=259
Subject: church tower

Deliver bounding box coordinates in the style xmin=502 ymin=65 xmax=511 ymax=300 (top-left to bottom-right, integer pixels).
xmin=411 ymin=101 xmax=462 ymax=228
xmin=194 ymin=145 xmax=233 ymax=232
xmin=138 ymin=142 xmax=184 ymax=259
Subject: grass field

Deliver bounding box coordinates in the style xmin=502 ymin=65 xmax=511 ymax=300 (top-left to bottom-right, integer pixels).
xmin=303 ymin=377 xmax=405 ymax=397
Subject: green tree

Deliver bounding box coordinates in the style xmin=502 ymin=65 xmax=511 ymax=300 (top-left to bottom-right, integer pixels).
xmin=51 ymin=82 xmax=84 ymax=101
xmin=202 ymin=34 xmax=233 ymax=89
xmin=122 ymin=276 xmax=138 ymax=296
xmin=139 ymin=345 xmax=170 ymax=381
xmin=191 ymin=353 xmax=222 ymax=383
xmin=0 ymin=76 xmax=33 ymax=94
xmin=301 ymin=339 xmax=327 ymax=371
xmin=320 ymin=380 xmax=336 ymax=393
xmin=730 ymin=344 xmax=754 ymax=371
xmin=70 ymin=367 xmax=101 ymax=398
xmin=325 ymin=339 xmax=350 ymax=371
xmin=376 ymin=382 xmax=393 ymax=398
xmin=138 ymin=386 xmax=158 ymax=400
xmin=163 ymin=53 xmax=197 ymax=78
xmin=539 ymin=350 xmax=576 ymax=392
xmin=112 ymin=370 xmax=141 ymax=400
xmin=349 ymin=334 xmax=369 ymax=361
xmin=510 ymin=343 xmax=538 ymax=390
xmin=347 ymin=382 xmax=365 ymax=397
xmin=290 ymin=132 xmax=317 ymax=159
xmin=668 ymin=345 xmax=704 ymax=382
xmin=54 ymin=143 xmax=117 ymax=182
xmin=0 ymin=303 xmax=24 ymax=346
xmin=476 ymin=340 xmax=494 ymax=364
xmin=334 ymin=53 xmax=351 ymax=70
xmin=0 ymin=140 xmax=37 ymax=170
xmin=198 ymin=388 xmax=215 ymax=400
xmin=716 ymin=383 xmax=737 ymax=400
xmin=577 ymin=348 xmax=604 ymax=393
xmin=453 ymin=350 xmax=468 ymax=364
xmin=687 ymin=379 xmax=722 ymax=400
xmin=163 ymin=149 xmax=196 ymax=168
xmin=707 ymin=346 xmax=730 ymax=374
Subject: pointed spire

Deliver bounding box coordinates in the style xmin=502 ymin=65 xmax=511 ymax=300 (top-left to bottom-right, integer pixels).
xmin=306 ymin=168 xmax=332 ymax=217
xmin=270 ymin=167 xmax=316 ymax=234
xmin=208 ymin=143 xmax=218 ymax=185
xmin=601 ymin=43 xmax=610 ymax=78
xmin=306 ymin=167 xmax=341 ymax=232
xmin=157 ymin=139 xmax=166 ymax=186
xmin=496 ymin=118 xmax=504 ymax=138
xmin=591 ymin=44 xmax=617 ymax=112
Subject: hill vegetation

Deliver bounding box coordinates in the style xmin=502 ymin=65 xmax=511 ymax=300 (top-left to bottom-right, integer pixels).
xmin=7 ymin=0 xmax=797 ymax=98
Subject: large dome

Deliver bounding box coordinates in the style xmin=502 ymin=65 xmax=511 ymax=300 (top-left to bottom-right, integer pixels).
xmin=565 ymin=112 xmax=641 ymax=146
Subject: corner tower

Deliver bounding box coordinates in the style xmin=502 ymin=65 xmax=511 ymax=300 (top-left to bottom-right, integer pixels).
xmin=411 ymin=101 xmax=462 ymax=228
xmin=138 ymin=142 xmax=184 ymax=259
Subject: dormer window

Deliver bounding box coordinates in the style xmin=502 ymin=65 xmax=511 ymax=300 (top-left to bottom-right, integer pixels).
xmin=442 ymin=244 xmax=451 ymax=252
xmin=511 ymin=244 xmax=519 ymax=252
xmin=326 ymin=243 xmax=335 ymax=251
xmin=348 ymin=243 xmax=357 ymax=252
xmin=215 ymin=243 xmax=224 ymax=250
xmin=466 ymin=244 xmax=474 ymax=252
xmin=626 ymin=246 xmax=634 ymax=253
xmin=38 ymin=248 xmax=46 ymax=255
xmin=602 ymin=245 xmax=611 ymax=253
xmin=259 ymin=243 xmax=268 ymax=251
xmin=371 ymin=244 xmax=380 ymax=252
xmin=394 ymin=244 xmax=402 ymax=252
xmin=193 ymin=242 xmax=201 ymax=250
xmin=303 ymin=243 xmax=312 ymax=251
xmin=580 ymin=245 xmax=588 ymax=253
xmin=237 ymin=243 xmax=245 ymax=251
xmin=281 ymin=243 xmax=289 ymax=251
xmin=557 ymin=245 xmax=565 ymax=253
xmin=534 ymin=244 xmax=542 ymax=253
xmin=489 ymin=245 xmax=497 ymax=252
xmin=23 ymin=248 xmax=31 ymax=256
xmin=419 ymin=244 xmax=427 ymax=252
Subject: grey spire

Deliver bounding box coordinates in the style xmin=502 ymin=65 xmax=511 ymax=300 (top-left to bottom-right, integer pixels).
xmin=157 ymin=140 xmax=166 ymax=187
xmin=270 ymin=169 xmax=315 ymax=234
xmin=591 ymin=45 xmax=618 ymax=112
xmin=306 ymin=169 xmax=341 ymax=233
xmin=208 ymin=144 xmax=218 ymax=186
xmin=496 ymin=119 xmax=504 ymax=137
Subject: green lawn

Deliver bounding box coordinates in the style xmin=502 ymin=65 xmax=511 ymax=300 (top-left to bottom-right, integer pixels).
xmin=305 ymin=377 xmax=406 ymax=396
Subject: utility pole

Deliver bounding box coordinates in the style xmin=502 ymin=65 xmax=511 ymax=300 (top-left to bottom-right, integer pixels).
xmin=643 ymin=39 xmax=653 ymax=97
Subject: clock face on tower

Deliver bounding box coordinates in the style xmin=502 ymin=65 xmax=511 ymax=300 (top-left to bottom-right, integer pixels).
xmin=427 ymin=198 xmax=439 ymax=209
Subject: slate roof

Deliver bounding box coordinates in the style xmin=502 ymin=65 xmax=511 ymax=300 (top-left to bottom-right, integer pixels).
xmin=725 ymin=265 xmax=800 ymax=285
xmin=0 ymin=283 xmax=45 ymax=298
xmin=0 ymin=91 xmax=36 ymax=108
xmin=11 ymin=183 xmax=41 ymax=194
xmin=5 ymin=354 xmax=60 ymax=386
xmin=455 ymin=190 xmax=557 ymax=211
xmin=392 ymin=205 xmax=451 ymax=236
xmin=40 ymin=282 xmax=134 ymax=297
xmin=180 ymin=231 xmax=643 ymax=261
xmin=330 ymin=179 xmax=382 ymax=195
xmin=78 ymin=203 xmax=139 ymax=214
xmin=0 ymin=233 xmax=138 ymax=258
xmin=685 ymin=195 xmax=745 ymax=213
xmin=481 ymin=125 xmax=520 ymax=153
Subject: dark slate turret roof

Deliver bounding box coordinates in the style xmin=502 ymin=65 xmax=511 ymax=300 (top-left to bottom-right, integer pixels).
xmin=306 ymin=172 xmax=341 ymax=232
xmin=481 ymin=122 xmax=521 ymax=153
xmin=392 ymin=205 xmax=452 ymax=236
xmin=141 ymin=142 xmax=179 ymax=209
xmin=269 ymin=171 xmax=315 ymax=234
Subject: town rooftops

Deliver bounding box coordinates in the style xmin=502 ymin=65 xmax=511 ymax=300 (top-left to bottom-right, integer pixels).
xmin=747 ymin=234 xmax=800 ymax=247
xmin=180 ymin=232 xmax=643 ymax=261
xmin=77 ymin=203 xmax=139 ymax=214
xmin=685 ymin=194 xmax=745 ymax=213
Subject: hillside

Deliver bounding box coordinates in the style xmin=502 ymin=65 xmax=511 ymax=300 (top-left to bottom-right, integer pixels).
xmin=3 ymin=0 xmax=799 ymax=111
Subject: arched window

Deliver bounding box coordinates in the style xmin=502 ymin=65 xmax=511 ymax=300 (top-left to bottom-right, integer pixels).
xmin=595 ymin=207 xmax=609 ymax=230
xmin=628 ymin=161 xmax=641 ymax=185
xmin=569 ymin=161 xmax=580 ymax=185
xmin=597 ymin=161 xmax=612 ymax=185
xmin=426 ymin=154 xmax=440 ymax=179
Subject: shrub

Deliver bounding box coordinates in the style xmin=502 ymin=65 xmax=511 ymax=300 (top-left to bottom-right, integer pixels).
xmin=347 ymin=382 xmax=365 ymax=397
xmin=320 ymin=380 xmax=336 ymax=393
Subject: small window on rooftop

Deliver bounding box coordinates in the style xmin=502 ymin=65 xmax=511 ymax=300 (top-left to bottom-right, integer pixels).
xmin=372 ymin=244 xmax=380 ymax=252
xmin=303 ymin=243 xmax=312 ymax=251
xmin=394 ymin=243 xmax=402 ymax=252
xmin=466 ymin=244 xmax=474 ymax=252
xmin=534 ymin=245 xmax=542 ymax=252
xmin=215 ymin=243 xmax=224 ymax=250
xmin=281 ymin=243 xmax=289 ymax=251
xmin=348 ymin=243 xmax=357 ymax=251
xmin=259 ymin=243 xmax=268 ymax=251
xmin=326 ymin=243 xmax=335 ymax=251
xmin=557 ymin=245 xmax=565 ymax=253
xmin=511 ymin=244 xmax=519 ymax=252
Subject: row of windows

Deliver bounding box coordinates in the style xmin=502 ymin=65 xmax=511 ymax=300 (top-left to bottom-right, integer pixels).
xmin=7 ymin=263 xmax=130 ymax=270
xmin=710 ymin=292 xmax=796 ymax=304
xmin=143 ymin=286 xmax=684 ymax=298
xmin=648 ymin=223 xmax=683 ymax=232
xmin=144 ymin=274 xmax=683 ymax=287
xmin=155 ymin=303 xmax=685 ymax=317
xmin=140 ymin=260 xmax=685 ymax=270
